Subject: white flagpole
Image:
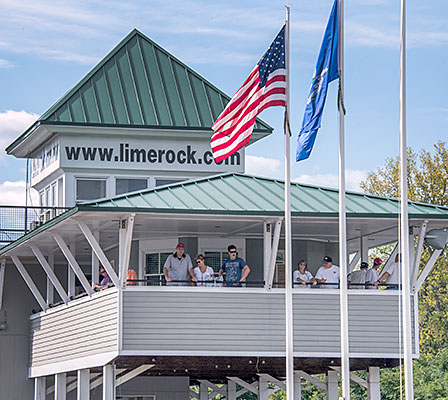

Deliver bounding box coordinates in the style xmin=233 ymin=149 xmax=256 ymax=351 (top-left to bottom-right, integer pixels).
xmin=399 ymin=0 xmax=414 ymax=398
xmin=284 ymin=4 xmax=294 ymax=399
xmin=338 ymin=0 xmax=350 ymax=398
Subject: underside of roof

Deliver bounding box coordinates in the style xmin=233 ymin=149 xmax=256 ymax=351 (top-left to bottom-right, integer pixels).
xmin=7 ymin=29 xmax=272 ymax=154
xmin=80 ymin=173 xmax=448 ymax=218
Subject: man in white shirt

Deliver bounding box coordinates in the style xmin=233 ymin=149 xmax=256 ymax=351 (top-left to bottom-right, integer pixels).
xmin=163 ymin=243 xmax=195 ymax=286
xmin=365 ymin=257 xmax=382 ymax=289
xmin=315 ymin=256 xmax=340 ymax=289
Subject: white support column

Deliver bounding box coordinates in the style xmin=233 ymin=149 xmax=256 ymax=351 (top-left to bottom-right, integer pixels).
xmin=227 ymin=377 xmax=258 ymax=395
xmin=68 ymin=244 xmax=76 ymax=298
xmin=411 ymin=221 xmax=428 ymax=288
xmin=103 ymin=364 xmax=115 ymax=400
xmin=55 ymin=372 xmax=67 ymax=400
xmin=326 ymin=370 xmax=339 ymax=400
xmin=11 ymin=255 xmax=47 ymax=310
xmin=92 ymin=230 xmax=99 ymax=288
xmin=227 ymin=380 xmax=237 ymax=400
xmin=0 ymin=259 xmax=6 ymax=310
xmin=348 ymin=252 xmax=360 ymax=273
xmin=35 ymin=377 xmax=46 ymax=400
xmin=30 ymin=245 xmax=70 ymax=304
xmin=414 ymin=248 xmax=443 ymax=291
xmin=78 ymin=221 xmax=120 ymax=287
xmin=118 ymin=214 xmax=135 ymax=287
xmin=263 ymin=221 xmax=272 ymax=286
xmin=258 ymin=374 xmax=269 ymax=400
xmin=115 ymin=365 xmax=154 ymax=387
xmin=361 ymin=237 xmax=369 ymax=263
xmin=294 ymin=372 xmax=302 ymax=400
xmin=295 ymin=370 xmax=326 ymax=391
xmin=367 ymin=367 xmax=380 ymax=400
xmin=53 ymin=234 xmax=94 ymax=296
xmin=199 ymin=381 xmax=208 ymax=400
xmin=77 ymin=369 xmax=90 ymax=400
xmin=267 ymin=219 xmax=283 ymax=289
xmin=46 ymin=253 xmax=54 ymax=306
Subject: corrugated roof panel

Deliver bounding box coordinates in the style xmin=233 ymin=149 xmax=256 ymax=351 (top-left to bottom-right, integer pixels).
xmin=92 ymin=72 xmax=114 ymax=123
xmin=156 ymin=48 xmax=187 ymax=127
xmin=127 ymin=36 xmax=158 ymax=125
xmin=80 ymin=82 xmax=100 ymax=123
xmin=7 ymin=30 xmax=274 ymax=156
xmin=116 ymin=46 xmax=144 ymax=125
xmin=140 ymin=40 xmax=172 ymax=126
xmin=173 ymin=63 xmax=200 ymax=126
xmin=190 ymin=74 xmax=214 ymax=127
xmin=104 ymin=59 xmax=129 ymax=124
xmin=80 ymin=173 xmax=448 ymax=218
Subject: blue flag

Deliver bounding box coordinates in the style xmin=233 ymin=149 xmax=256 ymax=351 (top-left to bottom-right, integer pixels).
xmin=296 ymin=0 xmax=339 ymax=162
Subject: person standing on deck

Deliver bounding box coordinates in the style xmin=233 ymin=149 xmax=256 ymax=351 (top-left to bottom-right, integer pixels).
xmin=163 ymin=243 xmax=195 ymax=286
xmin=315 ymin=256 xmax=340 ymax=289
xmin=218 ymin=245 xmax=250 ymax=287
xmin=365 ymin=257 xmax=382 ymax=289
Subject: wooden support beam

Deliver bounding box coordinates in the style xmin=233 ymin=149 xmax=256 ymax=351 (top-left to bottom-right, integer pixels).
xmin=53 ymin=234 xmax=94 ymax=295
xmin=257 ymin=373 xmax=286 ymax=390
xmin=11 ymin=255 xmax=47 ymax=310
xmin=30 ymin=245 xmax=69 ymax=304
xmin=77 ymin=221 xmax=119 ymax=287
xmin=295 ymin=370 xmax=326 ymax=390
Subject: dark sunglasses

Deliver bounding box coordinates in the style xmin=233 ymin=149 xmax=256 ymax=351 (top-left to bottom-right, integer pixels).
xmin=229 ymin=250 xmax=237 ymax=254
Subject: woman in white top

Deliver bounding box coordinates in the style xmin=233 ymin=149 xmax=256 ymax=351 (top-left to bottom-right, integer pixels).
xmin=293 ymin=260 xmax=317 ymax=287
xmin=193 ymin=254 xmax=215 ymax=287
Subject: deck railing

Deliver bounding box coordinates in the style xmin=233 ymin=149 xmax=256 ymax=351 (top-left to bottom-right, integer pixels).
xmin=0 ymin=205 xmax=71 ymax=246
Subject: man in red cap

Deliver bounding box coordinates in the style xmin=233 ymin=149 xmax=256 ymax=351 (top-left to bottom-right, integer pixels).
xmin=163 ymin=243 xmax=194 ymax=286
xmin=365 ymin=257 xmax=382 ymax=290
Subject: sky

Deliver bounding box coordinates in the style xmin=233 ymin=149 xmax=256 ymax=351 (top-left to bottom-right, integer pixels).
xmin=0 ymin=0 xmax=447 ymax=205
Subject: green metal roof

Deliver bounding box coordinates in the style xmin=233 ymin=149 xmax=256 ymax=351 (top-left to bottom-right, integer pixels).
xmin=7 ymin=29 xmax=272 ymax=154
xmin=79 ymin=173 xmax=448 ymax=218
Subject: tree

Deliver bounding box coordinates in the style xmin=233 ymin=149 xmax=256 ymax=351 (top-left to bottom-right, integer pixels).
xmin=360 ymin=141 xmax=448 ymax=397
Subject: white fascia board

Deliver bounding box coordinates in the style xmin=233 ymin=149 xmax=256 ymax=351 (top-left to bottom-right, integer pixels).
xmin=29 ymin=351 xmax=118 ymax=378
xmin=8 ymin=125 xmax=52 ymax=158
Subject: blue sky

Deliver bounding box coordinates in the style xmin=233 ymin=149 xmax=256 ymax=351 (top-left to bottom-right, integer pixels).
xmin=0 ymin=0 xmax=447 ymax=203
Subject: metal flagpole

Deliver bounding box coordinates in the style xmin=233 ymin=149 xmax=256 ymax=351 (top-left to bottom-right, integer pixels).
xmin=284 ymin=4 xmax=294 ymax=399
xmin=399 ymin=0 xmax=414 ymax=398
xmin=337 ymin=0 xmax=350 ymax=398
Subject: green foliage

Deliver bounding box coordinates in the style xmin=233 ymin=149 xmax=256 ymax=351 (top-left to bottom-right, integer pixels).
xmin=360 ymin=141 xmax=448 ymax=398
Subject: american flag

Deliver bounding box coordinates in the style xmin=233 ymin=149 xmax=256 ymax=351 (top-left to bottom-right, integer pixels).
xmin=211 ymin=26 xmax=287 ymax=162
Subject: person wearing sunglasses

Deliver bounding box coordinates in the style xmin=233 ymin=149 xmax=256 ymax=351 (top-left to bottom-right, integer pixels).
xmin=218 ymin=245 xmax=250 ymax=287
xmin=193 ymin=254 xmax=215 ymax=287
xmin=94 ymin=266 xmax=113 ymax=290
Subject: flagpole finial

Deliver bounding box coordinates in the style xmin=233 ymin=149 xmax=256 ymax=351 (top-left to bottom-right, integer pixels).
xmin=285 ymin=3 xmax=291 ymax=9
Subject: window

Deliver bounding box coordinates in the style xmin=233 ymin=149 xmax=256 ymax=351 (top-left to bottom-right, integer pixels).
xmin=76 ymin=179 xmax=106 ymax=201
xmin=155 ymin=178 xmax=184 ymax=187
xmin=204 ymin=251 xmax=229 ymax=274
xmin=116 ymin=178 xmax=148 ymax=195
xmin=145 ymin=252 xmax=172 ymax=285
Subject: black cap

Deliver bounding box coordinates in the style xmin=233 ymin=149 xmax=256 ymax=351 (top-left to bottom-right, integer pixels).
xmin=360 ymin=262 xmax=369 ymax=269
xmin=322 ymin=256 xmax=332 ymax=263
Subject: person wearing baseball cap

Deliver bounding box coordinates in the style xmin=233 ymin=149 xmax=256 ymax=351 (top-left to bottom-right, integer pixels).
xmin=163 ymin=243 xmax=195 ymax=286
xmin=315 ymin=256 xmax=340 ymax=289
xmin=347 ymin=261 xmax=369 ymax=289
xmin=365 ymin=257 xmax=382 ymax=290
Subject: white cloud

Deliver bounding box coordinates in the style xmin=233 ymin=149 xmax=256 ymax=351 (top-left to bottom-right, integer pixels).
xmin=0 ymin=58 xmax=14 ymax=68
xmin=0 ymin=110 xmax=39 ymax=159
xmin=0 ymin=180 xmax=39 ymax=206
xmin=245 ymin=155 xmax=282 ymax=177
xmin=293 ymin=169 xmax=368 ymax=192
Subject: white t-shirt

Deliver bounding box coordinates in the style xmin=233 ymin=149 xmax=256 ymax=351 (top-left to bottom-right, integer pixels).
xmin=348 ymin=269 xmax=367 ymax=285
xmin=293 ymin=270 xmax=314 ymax=287
xmin=384 ymin=262 xmax=399 ymax=285
xmin=193 ymin=266 xmax=214 ymax=287
xmin=365 ymin=268 xmax=380 ymax=289
xmin=315 ymin=265 xmax=340 ymax=289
